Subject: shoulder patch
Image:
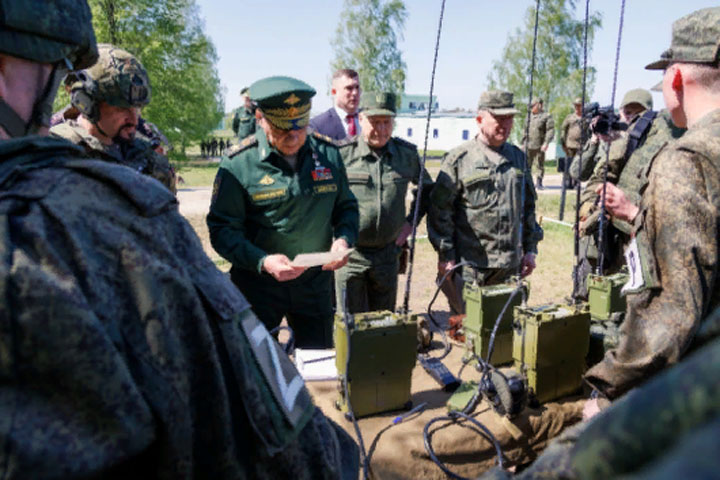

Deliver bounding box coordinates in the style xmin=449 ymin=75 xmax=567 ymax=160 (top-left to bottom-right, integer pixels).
xmin=311 ymin=131 xmax=335 ymax=144
xmin=227 ymin=135 xmax=258 ymax=157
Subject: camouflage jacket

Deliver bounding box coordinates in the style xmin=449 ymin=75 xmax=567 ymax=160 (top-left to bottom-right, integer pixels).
xmin=569 ymin=138 xmax=602 ymax=182
xmin=0 ymin=136 xmax=358 ymax=479
xmin=428 ymin=137 xmax=543 ymax=269
xmin=339 ymin=136 xmax=433 ymax=249
xmin=481 ymin=331 xmax=720 ymax=480
xmin=522 ymin=111 xmax=555 ymax=150
xmin=561 ymin=112 xmax=584 ymax=150
xmin=584 ymin=108 xmax=720 ymax=399
xmin=50 ymin=119 xmax=177 ymax=194
xmin=579 ymin=111 xmax=685 ymax=236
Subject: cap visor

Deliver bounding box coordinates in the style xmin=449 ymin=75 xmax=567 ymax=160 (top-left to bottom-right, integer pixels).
xmin=645 ymin=59 xmax=669 ymax=70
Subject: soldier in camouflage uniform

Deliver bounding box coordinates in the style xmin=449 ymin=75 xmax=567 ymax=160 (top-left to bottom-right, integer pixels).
xmin=232 ymin=86 xmax=257 ymax=140
xmin=50 ymin=44 xmax=176 ymax=194
xmin=560 ymin=97 xmax=584 ymax=160
xmin=0 ymin=2 xmax=359 ymax=477
xmin=207 ymin=76 xmax=358 ymax=348
xmin=480 ymin=318 xmax=720 ymax=479
xmin=335 ymin=92 xmax=433 ymax=313
xmin=582 ymin=6 xmax=720 ymax=418
xmin=521 ymin=97 xmax=554 ymax=189
xmin=428 ymin=90 xmax=543 ymax=315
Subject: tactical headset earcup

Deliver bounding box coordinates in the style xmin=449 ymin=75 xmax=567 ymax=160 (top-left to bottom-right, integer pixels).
xmin=70 ymin=72 xmax=99 ymax=122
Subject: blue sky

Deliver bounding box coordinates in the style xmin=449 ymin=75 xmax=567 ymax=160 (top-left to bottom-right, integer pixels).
xmin=195 ymin=1 xmax=719 ymax=114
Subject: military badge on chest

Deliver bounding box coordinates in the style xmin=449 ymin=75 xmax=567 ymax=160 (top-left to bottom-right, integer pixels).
xmin=311 ymin=157 xmax=334 ymax=182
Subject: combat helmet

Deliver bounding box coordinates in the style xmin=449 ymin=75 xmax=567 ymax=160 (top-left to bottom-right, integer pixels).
xmin=72 ymin=44 xmax=151 ymax=123
xmin=0 ymin=0 xmax=99 ymax=137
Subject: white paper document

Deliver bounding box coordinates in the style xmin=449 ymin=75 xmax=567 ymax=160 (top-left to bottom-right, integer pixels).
xmin=294 ymin=348 xmax=338 ymax=381
xmin=291 ymin=249 xmax=354 ymax=267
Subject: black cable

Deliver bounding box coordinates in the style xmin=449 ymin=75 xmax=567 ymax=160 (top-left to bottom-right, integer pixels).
xmin=596 ymin=0 xmax=627 ymax=276
xmin=402 ymin=0 xmax=447 ymax=313
xmin=340 ymin=289 xmax=370 ymax=480
xmin=423 ymin=412 xmax=505 ymax=479
xmin=516 ymin=0 xmax=541 ymax=300
xmin=571 ymin=0 xmax=592 ymax=302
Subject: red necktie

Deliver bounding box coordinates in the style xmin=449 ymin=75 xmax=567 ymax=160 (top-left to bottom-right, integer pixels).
xmin=346 ymin=114 xmax=357 ymax=136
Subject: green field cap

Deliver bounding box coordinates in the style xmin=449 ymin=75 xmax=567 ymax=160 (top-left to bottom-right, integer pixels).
xmin=478 ymin=90 xmax=520 ymax=115
xmin=645 ymin=7 xmax=720 ymax=70
xmin=361 ymin=92 xmax=397 ymax=116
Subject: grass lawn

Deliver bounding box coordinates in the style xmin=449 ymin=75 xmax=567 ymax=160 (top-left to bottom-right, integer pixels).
xmin=174 ymin=162 xmax=220 ymax=187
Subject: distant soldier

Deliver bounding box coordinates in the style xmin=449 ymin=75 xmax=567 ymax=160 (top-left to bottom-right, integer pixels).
xmin=429 ymin=90 xmax=543 ymax=314
xmin=201 ymin=138 xmax=207 ymax=157
xmin=207 ymin=76 xmax=358 ymax=348
xmin=561 ymin=98 xmax=584 ymax=161
xmin=232 ymin=87 xmax=257 ymax=140
xmin=336 ymin=92 xmax=433 ymax=313
xmin=583 ymin=6 xmax=720 ymax=418
xmin=522 ymin=97 xmax=555 ymax=189
xmin=211 ymin=136 xmax=218 ymax=157
xmin=50 ymin=44 xmax=176 ymax=194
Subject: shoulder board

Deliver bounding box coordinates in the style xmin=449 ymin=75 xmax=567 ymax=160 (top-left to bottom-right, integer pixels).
xmin=334 ymin=136 xmax=358 ymax=149
xmin=311 ymin=131 xmax=335 ymax=144
xmin=227 ymin=135 xmax=258 ymax=157
xmin=392 ymin=137 xmax=419 ymax=151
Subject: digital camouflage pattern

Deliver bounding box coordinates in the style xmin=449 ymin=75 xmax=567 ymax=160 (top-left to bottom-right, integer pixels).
xmin=335 ymin=135 xmax=433 ymax=312
xmin=585 ymin=108 xmax=720 ymax=399
xmin=522 ymin=111 xmax=555 ymax=181
xmin=50 ymin=119 xmax=177 ymax=194
xmin=560 ymin=111 xmax=584 ymax=151
xmin=0 ymin=0 xmax=97 ymax=69
xmin=0 ymin=135 xmax=359 ymax=479
xmin=428 ymin=137 xmax=543 ymax=271
xmin=480 ymin=331 xmax=720 ymax=480
xmin=569 ymin=137 xmax=601 ymax=182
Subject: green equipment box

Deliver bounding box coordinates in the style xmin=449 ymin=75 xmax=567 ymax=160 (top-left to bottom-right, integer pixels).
xmin=588 ymin=272 xmax=628 ymax=322
xmin=334 ymin=311 xmax=417 ymax=418
xmin=513 ymin=303 xmax=590 ymax=404
xmin=463 ymin=282 xmax=527 ymax=365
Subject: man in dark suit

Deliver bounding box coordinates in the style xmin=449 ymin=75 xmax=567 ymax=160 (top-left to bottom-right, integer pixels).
xmin=310 ymin=68 xmax=361 ymax=140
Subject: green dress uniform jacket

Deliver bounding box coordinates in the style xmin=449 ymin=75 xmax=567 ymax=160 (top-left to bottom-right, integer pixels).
xmin=428 ymin=137 xmax=543 ymax=272
xmin=207 ymin=129 xmax=359 ymax=347
xmin=50 ymin=119 xmax=177 ymax=194
xmin=0 ymin=136 xmax=359 ymax=479
xmin=233 ymin=106 xmax=256 ymax=139
xmin=585 ymin=109 xmax=720 ymax=399
xmin=335 ymin=136 xmax=433 ymax=312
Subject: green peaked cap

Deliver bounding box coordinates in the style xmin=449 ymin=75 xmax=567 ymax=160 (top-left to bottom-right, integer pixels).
xmin=249 ymin=76 xmax=316 ymax=130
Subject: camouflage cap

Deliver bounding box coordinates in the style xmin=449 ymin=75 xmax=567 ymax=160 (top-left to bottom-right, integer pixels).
xmin=0 ymin=0 xmax=98 ymax=69
xmin=573 ymin=97 xmax=583 ymax=105
xmin=645 ymin=7 xmax=720 ymax=70
xmin=250 ymin=76 xmax=316 ymax=130
xmin=531 ymin=97 xmax=543 ymax=105
xmin=620 ymin=88 xmax=653 ymax=111
xmin=477 ymin=90 xmax=520 ymax=115
xmin=360 ymin=92 xmax=396 ymax=117
xmin=80 ymin=44 xmax=151 ymax=108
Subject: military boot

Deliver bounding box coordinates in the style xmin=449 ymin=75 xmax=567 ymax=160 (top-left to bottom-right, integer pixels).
xmin=536 ymin=177 xmax=544 ymax=190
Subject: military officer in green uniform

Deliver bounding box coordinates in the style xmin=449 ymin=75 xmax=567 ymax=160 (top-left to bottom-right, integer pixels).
xmin=335 ymin=92 xmax=433 ymax=313
xmin=522 ymin=97 xmax=555 ymax=189
xmin=50 ymin=44 xmax=176 ymax=194
xmin=561 ymin=97 xmax=584 ymax=160
xmin=232 ymin=86 xmax=257 ymax=140
xmin=0 ymin=3 xmax=358 ymax=478
xmin=207 ymin=76 xmax=359 ymax=348
xmin=429 ymin=90 xmax=543 ymax=315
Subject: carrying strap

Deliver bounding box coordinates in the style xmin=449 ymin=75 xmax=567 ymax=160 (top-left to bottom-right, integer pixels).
xmin=624 ymin=110 xmax=657 ymax=162
xmin=0 ymin=99 xmax=28 ymax=138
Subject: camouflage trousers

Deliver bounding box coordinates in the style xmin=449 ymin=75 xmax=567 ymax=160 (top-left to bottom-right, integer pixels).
xmin=527 ymin=148 xmax=546 ymax=181
xmin=440 ymin=266 xmax=517 ymax=316
xmin=335 ymin=242 xmax=401 ymax=314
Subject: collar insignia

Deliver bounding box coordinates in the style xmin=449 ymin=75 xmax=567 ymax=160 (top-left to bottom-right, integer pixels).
xmin=259 ymin=174 xmax=275 ymax=185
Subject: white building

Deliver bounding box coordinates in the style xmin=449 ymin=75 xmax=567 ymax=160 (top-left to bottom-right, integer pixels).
xmin=394 ymin=112 xmax=477 ymax=152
